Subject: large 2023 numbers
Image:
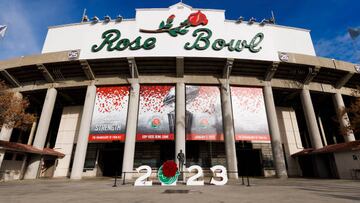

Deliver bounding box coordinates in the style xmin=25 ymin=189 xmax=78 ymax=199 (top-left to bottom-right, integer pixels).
xmin=134 ymin=165 xmax=228 ymax=186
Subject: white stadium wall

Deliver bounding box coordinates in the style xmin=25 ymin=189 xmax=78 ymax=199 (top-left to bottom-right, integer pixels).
xmin=53 ymin=106 xmax=83 ymax=177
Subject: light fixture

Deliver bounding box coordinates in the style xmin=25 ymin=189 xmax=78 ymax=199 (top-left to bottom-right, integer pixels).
xmin=104 ymin=15 xmax=111 ymax=22
xmin=268 ymin=17 xmax=275 ymax=24
xmin=259 ymin=19 xmax=269 ymax=26
xmin=236 ymin=16 xmax=244 ymax=24
xmin=116 ymin=15 xmax=123 ymax=22
xmin=248 ymin=17 xmax=256 ymax=24
xmin=92 ymin=16 xmax=100 ymax=23
xmin=82 ymin=15 xmax=89 ymax=22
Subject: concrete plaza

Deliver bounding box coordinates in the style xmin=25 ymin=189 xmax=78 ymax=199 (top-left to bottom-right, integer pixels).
xmin=0 ymin=178 xmax=359 ymax=203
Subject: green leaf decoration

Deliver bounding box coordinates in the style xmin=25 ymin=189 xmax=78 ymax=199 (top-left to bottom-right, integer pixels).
xmin=179 ymin=29 xmax=189 ymax=35
xmin=159 ymin=21 xmax=165 ymax=29
xmin=166 ymin=18 xmax=174 ymax=24
xmin=164 ymin=23 xmax=172 ymax=29
xmin=180 ymin=19 xmax=189 ymax=26
xmin=168 ymin=29 xmax=178 ymax=37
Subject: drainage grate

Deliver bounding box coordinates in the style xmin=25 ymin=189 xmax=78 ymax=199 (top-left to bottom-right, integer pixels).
xmin=163 ymin=189 xmax=190 ymax=194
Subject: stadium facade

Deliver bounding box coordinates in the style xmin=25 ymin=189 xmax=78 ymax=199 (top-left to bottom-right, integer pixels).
xmin=0 ymin=3 xmax=359 ymax=181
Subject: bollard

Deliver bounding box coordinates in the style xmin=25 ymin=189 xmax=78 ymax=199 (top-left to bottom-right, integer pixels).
xmin=113 ymin=168 xmax=118 ymax=187
xmin=122 ymin=172 xmax=126 ymax=185
xmin=246 ymin=175 xmax=250 ymax=187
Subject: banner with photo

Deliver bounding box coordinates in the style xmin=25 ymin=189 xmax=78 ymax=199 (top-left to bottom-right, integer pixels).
xmin=186 ymin=85 xmax=224 ymax=141
xmin=137 ymin=85 xmax=175 ymax=141
xmin=231 ymin=87 xmax=270 ymax=141
xmin=89 ymin=86 xmax=129 ymax=142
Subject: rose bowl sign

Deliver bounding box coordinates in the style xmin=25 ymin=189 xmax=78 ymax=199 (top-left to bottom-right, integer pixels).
xmin=91 ymin=11 xmax=264 ymax=54
xmin=42 ymin=3 xmax=316 ymax=62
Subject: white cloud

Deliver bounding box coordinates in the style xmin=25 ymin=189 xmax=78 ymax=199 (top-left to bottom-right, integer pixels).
xmin=314 ymin=31 xmax=360 ymax=64
xmin=0 ymin=0 xmax=74 ymax=61
xmin=0 ymin=1 xmax=40 ymax=60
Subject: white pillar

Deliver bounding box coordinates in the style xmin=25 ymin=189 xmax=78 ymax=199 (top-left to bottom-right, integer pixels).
xmin=0 ymin=126 xmax=14 ymax=171
xmin=24 ymin=87 xmax=57 ymax=179
xmin=300 ymin=88 xmax=323 ymax=149
xmin=220 ymin=83 xmax=238 ymax=179
xmin=70 ymin=85 xmax=97 ymax=180
xmin=175 ymin=83 xmax=186 ymax=179
xmin=122 ymin=81 xmax=140 ymax=180
xmin=0 ymin=126 xmax=13 ymax=141
xmin=263 ymin=83 xmax=288 ymax=178
xmin=27 ymin=121 xmax=37 ymax=145
xmin=332 ymin=93 xmax=355 ymax=142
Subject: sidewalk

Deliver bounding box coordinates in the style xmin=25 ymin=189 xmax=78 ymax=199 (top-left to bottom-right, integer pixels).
xmin=0 ymin=178 xmax=359 ymax=203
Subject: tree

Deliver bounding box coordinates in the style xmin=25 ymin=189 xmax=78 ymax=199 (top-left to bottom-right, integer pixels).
xmin=0 ymin=81 xmax=35 ymax=130
xmin=345 ymin=96 xmax=360 ymax=134
xmin=339 ymin=88 xmax=360 ymax=136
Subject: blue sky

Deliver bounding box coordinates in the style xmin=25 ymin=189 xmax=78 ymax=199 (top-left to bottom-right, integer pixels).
xmin=0 ymin=0 xmax=360 ymax=63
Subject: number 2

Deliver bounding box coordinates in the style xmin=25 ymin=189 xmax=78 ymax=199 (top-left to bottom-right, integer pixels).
xmin=186 ymin=165 xmax=204 ymax=186
xmin=134 ymin=165 xmax=152 ymax=186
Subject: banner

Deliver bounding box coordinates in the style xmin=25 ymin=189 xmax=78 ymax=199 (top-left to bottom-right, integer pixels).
xmin=89 ymin=86 xmax=129 ymax=142
xmin=137 ymin=85 xmax=175 ymax=141
xmin=186 ymin=86 xmax=223 ymax=141
xmin=231 ymin=87 xmax=270 ymax=141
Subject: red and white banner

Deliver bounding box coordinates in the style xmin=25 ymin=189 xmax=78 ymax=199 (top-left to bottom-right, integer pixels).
xmin=137 ymin=85 xmax=175 ymax=141
xmin=89 ymin=134 xmax=125 ymax=142
xmin=89 ymin=86 xmax=129 ymax=142
xmin=231 ymin=87 xmax=270 ymax=142
xmin=136 ymin=134 xmax=174 ymax=141
xmin=185 ymin=86 xmax=223 ymax=141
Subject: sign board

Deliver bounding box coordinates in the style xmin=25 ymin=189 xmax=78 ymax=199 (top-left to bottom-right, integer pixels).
xmin=137 ymin=85 xmax=175 ymax=141
xmin=89 ymin=86 xmax=129 ymax=142
xmin=42 ymin=3 xmax=315 ymax=62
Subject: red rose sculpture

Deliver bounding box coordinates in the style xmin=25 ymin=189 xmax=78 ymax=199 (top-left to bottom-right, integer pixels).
xmin=187 ymin=10 xmax=208 ymax=26
xmin=162 ymin=160 xmax=178 ymax=177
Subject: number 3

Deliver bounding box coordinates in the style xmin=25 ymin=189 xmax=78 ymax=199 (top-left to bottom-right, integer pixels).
xmin=210 ymin=165 xmax=228 ymax=185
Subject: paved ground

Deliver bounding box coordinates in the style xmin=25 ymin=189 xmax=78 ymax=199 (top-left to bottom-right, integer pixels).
xmin=0 ymin=177 xmax=359 ymax=203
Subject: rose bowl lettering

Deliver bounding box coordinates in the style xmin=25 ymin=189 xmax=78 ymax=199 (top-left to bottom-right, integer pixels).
xmin=91 ymin=28 xmax=264 ymax=53
xmin=91 ymin=29 xmax=157 ymax=52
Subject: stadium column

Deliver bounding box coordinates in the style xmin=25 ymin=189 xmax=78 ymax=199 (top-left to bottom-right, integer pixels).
xmin=0 ymin=125 xmax=14 ymax=171
xmin=175 ymin=82 xmax=186 ymax=174
xmin=300 ymin=87 xmax=323 ymax=149
xmin=220 ymin=82 xmax=238 ymax=179
xmin=263 ymin=82 xmax=288 ymax=178
xmin=332 ymin=93 xmax=355 ymax=142
xmin=70 ymin=84 xmax=97 ymax=180
xmin=24 ymin=88 xmax=57 ymax=179
xmin=0 ymin=92 xmax=22 ymax=172
xmin=122 ymin=81 xmax=140 ymax=180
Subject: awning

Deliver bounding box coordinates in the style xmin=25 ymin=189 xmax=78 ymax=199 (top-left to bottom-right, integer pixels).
xmin=312 ymin=140 xmax=360 ymax=154
xmin=291 ymin=140 xmax=360 ymax=157
xmin=291 ymin=148 xmax=314 ymax=157
xmin=0 ymin=140 xmax=64 ymax=158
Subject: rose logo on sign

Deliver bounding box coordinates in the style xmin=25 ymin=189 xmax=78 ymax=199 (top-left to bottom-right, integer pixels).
xmin=139 ymin=11 xmax=208 ymax=37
